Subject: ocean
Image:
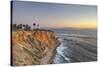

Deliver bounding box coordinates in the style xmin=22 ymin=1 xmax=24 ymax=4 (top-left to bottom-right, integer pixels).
xmin=51 ymin=28 xmax=97 ymax=64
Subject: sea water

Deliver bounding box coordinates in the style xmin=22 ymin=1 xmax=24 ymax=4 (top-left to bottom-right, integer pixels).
xmin=52 ymin=28 xmax=97 ymax=63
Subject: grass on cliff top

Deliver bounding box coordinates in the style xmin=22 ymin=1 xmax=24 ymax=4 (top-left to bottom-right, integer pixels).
xmin=33 ymin=29 xmax=53 ymax=32
xmin=12 ymin=29 xmax=54 ymax=33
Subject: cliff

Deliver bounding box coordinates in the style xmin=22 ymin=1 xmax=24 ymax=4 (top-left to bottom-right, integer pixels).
xmin=11 ymin=29 xmax=60 ymax=66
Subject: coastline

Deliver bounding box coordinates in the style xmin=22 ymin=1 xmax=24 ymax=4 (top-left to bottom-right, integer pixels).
xmin=12 ymin=29 xmax=60 ymax=66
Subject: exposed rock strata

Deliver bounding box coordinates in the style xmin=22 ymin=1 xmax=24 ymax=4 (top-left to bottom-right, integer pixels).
xmin=12 ymin=29 xmax=59 ymax=66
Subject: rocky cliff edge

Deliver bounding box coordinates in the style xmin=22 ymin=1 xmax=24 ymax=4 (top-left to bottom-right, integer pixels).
xmin=12 ymin=29 xmax=59 ymax=66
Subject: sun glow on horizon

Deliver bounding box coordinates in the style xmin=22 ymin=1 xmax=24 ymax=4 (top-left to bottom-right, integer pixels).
xmin=51 ymin=22 xmax=97 ymax=29
xmin=68 ymin=22 xmax=96 ymax=29
xmin=13 ymin=1 xmax=97 ymax=29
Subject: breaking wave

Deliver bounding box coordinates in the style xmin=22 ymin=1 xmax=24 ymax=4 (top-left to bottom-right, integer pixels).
xmin=54 ymin=33 xmax=97 ymax=63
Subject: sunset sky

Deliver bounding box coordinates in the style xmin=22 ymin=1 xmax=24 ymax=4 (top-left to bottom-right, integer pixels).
xmin=12 ymin=1 xmax=97 ymax=29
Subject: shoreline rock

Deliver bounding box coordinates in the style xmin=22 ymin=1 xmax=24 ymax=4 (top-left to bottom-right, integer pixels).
xmin=11 ymin=29 xmax=60 ymax=66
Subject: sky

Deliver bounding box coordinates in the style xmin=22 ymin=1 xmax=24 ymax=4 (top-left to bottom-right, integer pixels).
xmin=12 ymin=1 xmax=97 ymax=29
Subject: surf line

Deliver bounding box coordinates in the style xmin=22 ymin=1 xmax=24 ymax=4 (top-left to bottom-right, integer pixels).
xmin=57 ymin=51 xmax=71 ymax=63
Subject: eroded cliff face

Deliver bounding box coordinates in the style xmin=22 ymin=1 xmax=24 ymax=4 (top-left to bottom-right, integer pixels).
xmin=12 ymin=29 xmax=59 ymax=66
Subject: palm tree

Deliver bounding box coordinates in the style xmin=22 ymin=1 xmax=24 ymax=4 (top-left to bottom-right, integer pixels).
xmin=17 ymin=24 xmax=20 ymax=30
xmin=25 ymin=24 xmax=29 ymax=30
xmin=12 ymin=24 xmax=17 ymax=30
xmin=19 ymin=24 xmax=22 ymax=30
xmin=23 ymin=24 xmax=26 ymax=30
